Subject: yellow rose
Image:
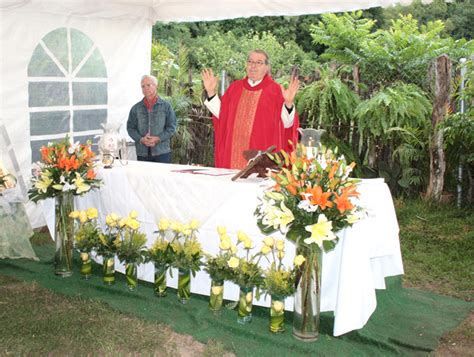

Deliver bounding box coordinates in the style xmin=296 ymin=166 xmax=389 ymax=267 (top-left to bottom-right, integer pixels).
xmin=171 ymin=221 xmax=182 ymax=233
xmin=245 ymin=292 xmax=253 ymax=304
xmin=219 ymin=239 xmax=231 ymax=251
xmin=79 ymin=211 xmax=88 ymax=224
xmin=216 ymin=226 xmax=227 ymax=236
xmin=275 ymin=239 xmax=285 ymax=251
xmin=86 ymin=207 xmax=98 ymax=220
xmin=294 ymin=255 xmax=306 ymax=267
xmin=107 ymin=258 xmax=114 ymax=267
xmin=230 ymin=244 xmax=237 ymax=254
xmin=129 ymin=210 xmax=138 ymax=219
xmin=127 ymin=219 xmax=140 ymax=231
xmin=237 ymin=230 xmax=249 ymax=243
xmin=211 ymin=285 xmax=223 ymax=295
xmin=69 ymin=210 xmax=80 ymax=219
xmin=277 ymin=250 xmax=285 ymax=260
xmin=243 ymin=238 xmax=253 ymax=249
xmin=260 ymin=245 xmax=272 ymax=255
xmin=119 ymin=218 xmax=127 ymax=228
xmin=158 ymin=218 xmax=170 ymax=231
xmin=80 ymin=252 xmax=89 ymax=262
xmin=227 ymin=257 xmax=239 ymax=269
xmin=263 ymin=237 xmax=275 ymax=247
xmin=189 ymin=219 xmax=200 ymax=230
xmin=272 ymin=300 xmax=284 ymax=313
xmin=105 ymin=214 xmax=117 ymax=227
xmin=182 ymin=224 xmax=192 ymax=236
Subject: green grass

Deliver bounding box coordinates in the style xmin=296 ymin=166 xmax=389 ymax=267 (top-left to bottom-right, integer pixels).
xmin=396 ymin=199 xmax=474 ymax=301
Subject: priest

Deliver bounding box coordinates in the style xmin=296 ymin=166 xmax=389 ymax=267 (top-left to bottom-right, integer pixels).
xmin=201 ymin=50 xmax=300 ymax=169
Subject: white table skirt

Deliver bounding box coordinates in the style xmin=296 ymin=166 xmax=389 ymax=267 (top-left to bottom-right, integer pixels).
xmin=43 ymin=160 xmax=404 ymax=336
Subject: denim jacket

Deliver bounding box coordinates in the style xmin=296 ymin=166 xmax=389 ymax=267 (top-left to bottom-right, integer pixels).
xmin=127 ymin=97 xmax=177 ymax=157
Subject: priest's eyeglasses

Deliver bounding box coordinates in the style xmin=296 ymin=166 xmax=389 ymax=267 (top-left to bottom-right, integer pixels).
xmin=247 ymin=60 xmax=266 ymax=67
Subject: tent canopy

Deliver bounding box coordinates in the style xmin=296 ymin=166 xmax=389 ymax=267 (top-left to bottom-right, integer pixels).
xmin=2 ymin=0 xmax=410 ymax=23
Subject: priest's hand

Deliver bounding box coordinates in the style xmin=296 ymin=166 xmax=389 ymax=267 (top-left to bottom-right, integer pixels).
xmin=280 ymin=75 xmax=300 ymax=109
xmin=201 ymin=68 xmax=218 ymax=98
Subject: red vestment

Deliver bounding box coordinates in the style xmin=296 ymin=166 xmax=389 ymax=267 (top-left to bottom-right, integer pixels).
xmin=212 ymin=75 xmax=299 ymax=169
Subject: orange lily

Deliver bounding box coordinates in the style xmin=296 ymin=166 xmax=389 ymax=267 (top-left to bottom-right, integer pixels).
xmin=302 ymin=185 xmax=333 ymax=210
xmin=86 ymin=169 xmax=96 ymax=179
xmin=334 ymin=193 xmax=354 ymax=213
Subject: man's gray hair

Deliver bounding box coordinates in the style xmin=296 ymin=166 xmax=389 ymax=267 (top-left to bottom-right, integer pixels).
xmin=248 ymin=49 xmax=270 ymax=65
xmin=141 ymin=74 xmax=158 ymax=86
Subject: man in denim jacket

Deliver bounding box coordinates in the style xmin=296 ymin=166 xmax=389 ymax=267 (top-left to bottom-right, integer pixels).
xmin=127 ymin=75 xmax=177 ymax=163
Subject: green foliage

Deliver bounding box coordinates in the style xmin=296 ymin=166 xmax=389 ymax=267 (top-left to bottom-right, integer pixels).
xmin=382 ymin=0 xmax=474 ymax=40
xmin=116 ymin=230 xmax=148 ymax=264
xmin=297 ymin=65 xmax=359 ymax=130
xmin=74 ymin=221 xmax=100 ymax=252
xmin=204 ymin=253 xmax=233 ymax=282
xmin=355 ymin=82 xmax=431 ymax=140
xmin=262 ymin=267 xmax=296 ymax=297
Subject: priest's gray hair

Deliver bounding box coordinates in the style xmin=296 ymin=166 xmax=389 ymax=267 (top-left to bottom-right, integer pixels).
xmin=248 ymin=49 xmax=270 ymax=65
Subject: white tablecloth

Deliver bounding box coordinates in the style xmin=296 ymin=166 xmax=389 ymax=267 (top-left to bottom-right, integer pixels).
xmin=44 ymin=160 xmax=404 ymax=336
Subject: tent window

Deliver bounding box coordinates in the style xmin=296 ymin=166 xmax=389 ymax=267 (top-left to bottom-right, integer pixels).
xmin=28 ymin=27 xmax=108 ymax=162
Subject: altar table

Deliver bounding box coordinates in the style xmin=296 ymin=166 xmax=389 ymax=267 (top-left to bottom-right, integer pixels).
xmin=44 ymin=160 xmax=404 ymax=336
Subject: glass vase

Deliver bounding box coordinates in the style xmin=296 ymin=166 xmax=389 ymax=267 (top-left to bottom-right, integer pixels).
xmin=54 ymin=192 xmax=74 ymax=277
xmin=237 ymin=286 xmax=253 ymax=324
xmin=154 ymin=263 xmax=167 ymax=297
xmin=177 ymin=268 xmax=191 ymax=304
xmin=270 ymin=294 xmax=285 ymax=333
xmin=103 ymin=254 xmax=115 ymax=285
xmin=125 ymin=262 xmax=138 ymax=291
xmin=208 ymin=279 xmax=224 ymax=314
xmin=292 ymin=247 xmax=322 ymax=342
xmin=79 ymin=250 xmax=92 ymax=280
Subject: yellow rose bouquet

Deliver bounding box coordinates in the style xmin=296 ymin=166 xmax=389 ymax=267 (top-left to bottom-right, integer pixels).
xmin=168 ymin=219 xmax=203 ymax=303
xmin=70 ymin=207 xmax=100 ymax=279
xmin=204 ymin=226 xmax=236 ymax=313
xmin=147 ymin=217 xmax=174 ymax=297
xmin=224 ymin=230 xmax=266 ymax=324
xmin=97 ymin=212 xmax=122 ymax=285
xmin=116 ymin=210 xmax=148 ymax=291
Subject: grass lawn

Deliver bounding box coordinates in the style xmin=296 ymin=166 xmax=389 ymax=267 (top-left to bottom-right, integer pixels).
xmin=0 ymin=199 xmax=472 ymax=356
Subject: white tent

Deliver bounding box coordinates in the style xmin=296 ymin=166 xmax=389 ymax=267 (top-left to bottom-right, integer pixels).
xmin=0 ymin=0 xmax=410 ymax=227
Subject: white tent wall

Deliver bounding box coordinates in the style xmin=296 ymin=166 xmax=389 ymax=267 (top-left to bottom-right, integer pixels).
xmin=1 ymin=6 xmax=152 ymax=228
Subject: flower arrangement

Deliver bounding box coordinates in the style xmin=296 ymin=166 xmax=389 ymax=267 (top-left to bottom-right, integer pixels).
xmin=261 ymin=237 xmax=300 ymax=298
xmin=256 ymin=145 xmax=362 ymax=252
xmin=225 ymin=230 xmax=265 ymax=289
xmin=70 ymin=208 xmax=100 ymax=252
xmin=147 ymin=218 xmax=174 ymax=268
xmin=116 ymin=210 xmax=147 ymax=265
xmin=168 ymin=219 xmax=203 ymax=276
xmin=0 ymin=161 xmax=16 ymax=194
xmin=260 ymin=237 xmax=305 ymax=333
xmin=147 ymin=218 xmax=175 ymax=297
xmin=255 ymin=144 xmax=363 ymax=339
xmin=167 ymin=219 xmax=203 ymax=302
xmin=28 ymin=136 xmax=101 ymax=202
xmin=96 ymin=212 xmax=122 ymax=257
xmin=70 ymin=207 xmax=100 ymax=279
xmin=204 ymin=226 xmax=235 ymax=283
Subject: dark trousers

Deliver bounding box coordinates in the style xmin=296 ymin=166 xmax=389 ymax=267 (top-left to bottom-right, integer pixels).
xmin=137 ymin=152 xmax=172 ymax=164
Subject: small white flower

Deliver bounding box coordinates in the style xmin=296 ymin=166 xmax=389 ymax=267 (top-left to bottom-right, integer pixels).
xmin=68 ymin=139 xmax=80 ymax=154
xmin=298 ymin=200 xmax=318 ymax=213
